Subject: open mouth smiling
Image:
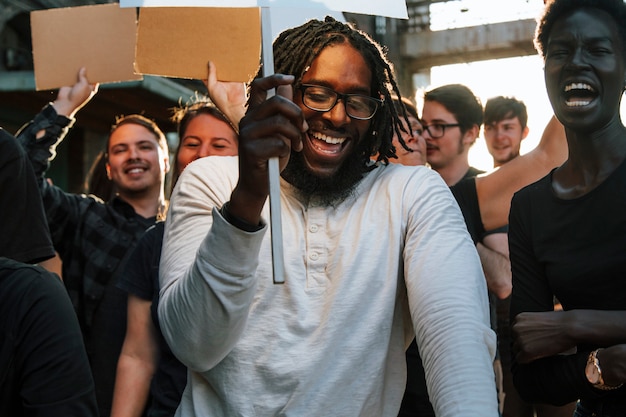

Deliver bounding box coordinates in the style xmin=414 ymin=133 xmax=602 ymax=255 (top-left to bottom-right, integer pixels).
xmin=563 ymin=82 xmax=597 ymax=107
xmin=125 ymin=165 xmax=148 ymax=175
xmin=308 ymin=130 xmax=348 ymax=155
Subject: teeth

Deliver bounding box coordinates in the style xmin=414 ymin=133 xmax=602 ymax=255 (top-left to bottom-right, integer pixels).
xmin=564 ymin=83 xmax=594 ymax=92
xmin=566 ymin=99 xmax=591 ymax=107
xmin=311 ymin=131 xmax=345 ymax=145
xmin=128 ymin=168 xmax=144 ymax=174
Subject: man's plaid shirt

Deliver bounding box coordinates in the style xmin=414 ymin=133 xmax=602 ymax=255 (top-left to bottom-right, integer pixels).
xmin=16 ymin=104 xmax=156 ymax=335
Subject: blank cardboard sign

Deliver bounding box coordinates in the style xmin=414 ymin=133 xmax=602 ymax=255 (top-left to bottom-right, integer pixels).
xmin=31 ymin=3 xmax=141 ymax=91
xmin=135 ymin=7 xmax=261 ymax=82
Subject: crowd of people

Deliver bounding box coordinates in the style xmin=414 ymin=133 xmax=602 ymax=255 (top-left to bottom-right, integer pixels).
xmin=1 ymin=0 xmax=625 ymax=416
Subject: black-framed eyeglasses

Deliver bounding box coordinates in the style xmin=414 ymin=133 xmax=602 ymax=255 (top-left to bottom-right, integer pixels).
xmin=299 ymin=84 xmax=382 ymax=120
xmin=421 ymin=123 xmax=461 ymax=139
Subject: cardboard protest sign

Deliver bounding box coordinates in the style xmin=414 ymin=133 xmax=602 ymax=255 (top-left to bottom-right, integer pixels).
xmin=31 ymin=3 xmax=141 ymax=91
xmin=135 ymin=7 xmax=261 ymax=82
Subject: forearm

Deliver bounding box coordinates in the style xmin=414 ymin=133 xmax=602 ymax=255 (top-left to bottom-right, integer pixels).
xmin=417 ymin=249 xmax=498 ymax=416
xmin=111 ymin=354 xmax=154 ymax=417
xmin=228 ymin=184 xmax=268 ymax=227
xmin=564 ymin=310 xmax=626 ymax=346
xmin=160 ymin=213 xmax=262 ymax=371
xmin=510 ymin=310 xmax=626 ymax=402
xmin=15 ymin=103 xmax=74 ymax=178
xmin=405 ymin=178 xmax=498 ymax=416
xmin=158 ymin=156 xmax=272 ymax=372
xmin=477 ymin=242 xmax=512 ymax=299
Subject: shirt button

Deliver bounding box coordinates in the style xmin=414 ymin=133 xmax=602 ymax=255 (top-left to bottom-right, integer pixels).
xmin=310 ymin=252 xmax=319 ymax=261
xmin=309 ymin=224 xmax=319 ymax=233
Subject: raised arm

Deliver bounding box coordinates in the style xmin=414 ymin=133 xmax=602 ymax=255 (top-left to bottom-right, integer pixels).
xmin=15 ymin=67 xmax=97 ymax=177
xmin=476 ymin=115 xmax=567 ymax=231
xmin=14 ymin=68 xmax=99 ymax=256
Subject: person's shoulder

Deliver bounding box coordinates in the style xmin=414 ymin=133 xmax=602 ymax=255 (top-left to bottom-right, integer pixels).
xmin=189 ymin=155 xmax=238 ymax=169
xmin=182 ymin=155 xmax=239 ymax=181
xmin=171 ymin=156 xmax=240 ymax=203
xmin=511 ymin=170 xmax=554 ymax=210
xmin=515 ymin=169 xmax=553 ymax=198
xmin=0 ymin=129 xmax=24 ymax=162
xmin=137 ymin=221 xmax=165 ymax=247
xmin=451 ymin=176 xmax=476 ymax=192
xmin=0 ymin=257 xmax=32 ymax=275
xmin=0 ymin=257 xmax=61 ymax=295
xmin=374 ymin=161 xmax=436 ymax=181
xmin=465 ymin=166 xmax=485 ymax=178
xmin=369 ymin=164 xmax=450 ymax=202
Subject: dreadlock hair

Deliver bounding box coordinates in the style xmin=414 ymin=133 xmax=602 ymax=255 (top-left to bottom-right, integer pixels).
xmin=269 ymin=16 xmax=410 ymax=166
xmin=535 ymin=0 xmax=626 ymax=62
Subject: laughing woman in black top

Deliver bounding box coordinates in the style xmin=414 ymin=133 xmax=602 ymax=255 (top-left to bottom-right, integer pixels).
xmin=509 ymin=1 xmax=626 ymax=416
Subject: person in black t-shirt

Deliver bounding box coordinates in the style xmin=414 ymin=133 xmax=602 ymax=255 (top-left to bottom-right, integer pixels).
xmin=0 ymin=127 xmax=97 ymax=416
xmin=509 ymin=1 xmax=626 ymax=415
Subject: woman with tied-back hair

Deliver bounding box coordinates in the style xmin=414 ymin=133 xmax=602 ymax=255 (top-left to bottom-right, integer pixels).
xmin=111 ymin=96 xmax=237 ymax=417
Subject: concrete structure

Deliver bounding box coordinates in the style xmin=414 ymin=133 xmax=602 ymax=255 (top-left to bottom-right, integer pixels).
xmin=346 ymin=0 xmax=538 ymax=96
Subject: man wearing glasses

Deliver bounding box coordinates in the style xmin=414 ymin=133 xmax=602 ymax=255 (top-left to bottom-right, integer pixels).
xmin=159 ymin=18 xmax=498 ymax=417
xmin=298 ymin=84 xmax=383 ymax=120
xmin=421 ymin=84 xmax=484 ymax=186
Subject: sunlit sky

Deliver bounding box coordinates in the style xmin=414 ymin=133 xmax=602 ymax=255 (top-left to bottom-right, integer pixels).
xmin=425 ymin=55 xmax=550 ymax=171
xmin=415 ymin=0 xmax=626 ymax=171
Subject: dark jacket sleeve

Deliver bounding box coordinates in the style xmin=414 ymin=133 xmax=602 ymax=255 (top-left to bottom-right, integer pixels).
xmin=0 ymin=129 xmax=54 ymax=263
xmin=15 ymin=103 xmax=74 ymax=178
xmin=14 ymin=104 xmax=92 ymax=255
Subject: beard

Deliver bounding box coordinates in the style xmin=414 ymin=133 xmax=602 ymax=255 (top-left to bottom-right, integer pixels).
xmin=281 ymin=144 xmax=373 ymax=208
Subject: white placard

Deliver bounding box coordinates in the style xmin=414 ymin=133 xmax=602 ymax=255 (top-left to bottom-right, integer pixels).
xmin=120 ymin=0 xmax=408 ymax=19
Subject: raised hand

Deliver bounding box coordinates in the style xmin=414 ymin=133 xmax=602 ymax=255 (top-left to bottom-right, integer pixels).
xmin=52 ymin=67 xmax=98 ymax=118
xmin=203 ymin=61 xmax=247 ymax=131
xmin=228 ymin=74 xmax=307 ymax=225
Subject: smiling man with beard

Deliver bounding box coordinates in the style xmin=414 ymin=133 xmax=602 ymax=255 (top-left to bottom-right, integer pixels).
xmin=159 ymin=17 xmax=498 ymax=417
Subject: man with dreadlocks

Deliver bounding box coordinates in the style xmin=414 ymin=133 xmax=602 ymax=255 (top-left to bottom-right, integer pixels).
xmin=158 ymin=17 xmax=499 ymax=417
